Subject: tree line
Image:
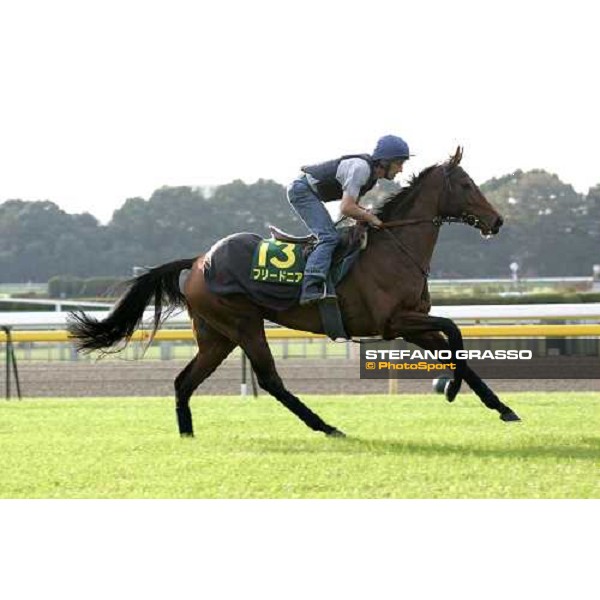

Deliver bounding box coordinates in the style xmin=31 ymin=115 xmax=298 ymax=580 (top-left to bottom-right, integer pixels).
xmin=1 ymin=171 xmax=599 ymax=283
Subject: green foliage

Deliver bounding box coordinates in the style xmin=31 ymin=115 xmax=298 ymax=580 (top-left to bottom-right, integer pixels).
xmin=48 ymin=275 xmax=126 ymax=298
xmin=1 ymin=170 xmax=599 ymax=282
xmin=80 ymin=277 xmax=128 ymax=298
xmin=430 ymin=169 xmax=599 ymax=277
xmin=0 ymin=180 xmax=303 ymax=282
xmin=0 ymin=301 xmax=50 ymax=312
xmin=48 ymin=275 xmax=85 ymax=298
xmin=0 ymin=200 xmax=100 ymax=282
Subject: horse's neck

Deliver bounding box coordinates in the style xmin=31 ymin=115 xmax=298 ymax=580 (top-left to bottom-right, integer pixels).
xmin=384 ymin=184 xmax=441 ymax=270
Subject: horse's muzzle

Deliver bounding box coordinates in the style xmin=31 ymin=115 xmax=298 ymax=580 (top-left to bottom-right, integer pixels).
xmin=479 ymin=215 xmax=503 ymax=238
xmin=491 ymin=216 xmax=504 ymax=235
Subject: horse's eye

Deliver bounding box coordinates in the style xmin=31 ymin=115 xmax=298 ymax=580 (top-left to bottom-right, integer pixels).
xmin=461 ymin=182 xmax=471 ymax=190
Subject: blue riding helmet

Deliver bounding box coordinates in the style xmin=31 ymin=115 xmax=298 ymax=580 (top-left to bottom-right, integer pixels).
xmin=372 ymin=135 xmax=411 ymax=161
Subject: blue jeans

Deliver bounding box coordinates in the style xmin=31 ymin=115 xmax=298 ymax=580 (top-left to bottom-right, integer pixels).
xmin=286 ymin=176 xmax=340 ymax=283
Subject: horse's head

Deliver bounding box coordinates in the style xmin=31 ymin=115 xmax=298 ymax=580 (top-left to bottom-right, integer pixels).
xmin=439 ymin=147 xmax=503 ymax=237
xmin=378 ymin=148 xmax=503 ymax=237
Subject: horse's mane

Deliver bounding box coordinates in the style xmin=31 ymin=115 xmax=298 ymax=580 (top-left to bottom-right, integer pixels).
xmin=376 ymin=164 xmax=438 ymax=221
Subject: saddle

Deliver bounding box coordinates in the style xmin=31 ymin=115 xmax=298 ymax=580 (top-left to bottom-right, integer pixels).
xmin=268 ymin=223 xmax=368 ymax=276
xmin=268 ymin=225 xmax=316 ymax=244
xmin=268 ymin=223 xmax=368 ymax=341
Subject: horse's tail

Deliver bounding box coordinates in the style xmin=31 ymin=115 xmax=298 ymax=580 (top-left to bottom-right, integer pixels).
xmin=67 ymin=258 xmax=197 ymax=353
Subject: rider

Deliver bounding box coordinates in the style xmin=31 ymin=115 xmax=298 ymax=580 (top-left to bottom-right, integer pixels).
xmin=287 ymin=134 xmax=411 ymax=305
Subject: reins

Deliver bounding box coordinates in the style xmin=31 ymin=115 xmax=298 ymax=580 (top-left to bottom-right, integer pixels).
xmin=379 ymin=226 xmax=432 ymax=279
xmin=377 ymin=215 xmax=470 ymax=279
xmin=380 ymin=217 xmax=437 ymax=229
xmin=374 ymin=167 xmax=451 ymax=279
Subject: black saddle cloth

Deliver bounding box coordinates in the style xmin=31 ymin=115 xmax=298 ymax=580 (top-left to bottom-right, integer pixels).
xmin=205 ymin=233 xmax=300 ymax=310
xmin=204 ymin=228 xmax=364 ymax=311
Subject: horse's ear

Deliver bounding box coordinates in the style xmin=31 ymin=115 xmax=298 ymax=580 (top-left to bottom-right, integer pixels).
xmin=449 ymin=146 xmax=463 ymax=169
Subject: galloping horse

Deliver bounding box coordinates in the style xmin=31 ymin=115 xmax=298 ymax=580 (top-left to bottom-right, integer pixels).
xmin=68 ymin=148 xmax=520 ymax=438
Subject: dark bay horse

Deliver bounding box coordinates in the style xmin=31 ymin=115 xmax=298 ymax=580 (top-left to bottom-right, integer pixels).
xmin=68 ymin=148 xmax=520 ymax=437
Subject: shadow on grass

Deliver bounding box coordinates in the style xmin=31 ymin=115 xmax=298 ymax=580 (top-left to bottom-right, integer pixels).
xmin=249 ymin=436 xmax=600 ymax=462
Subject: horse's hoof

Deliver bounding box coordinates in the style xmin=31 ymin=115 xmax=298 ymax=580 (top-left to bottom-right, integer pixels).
xmin=180 ymin=432 xmax=195 ymax=438
xmin=432 ymin=376 xmax=451 ymax=395
xmin=326 ymin=428 xmax=346 ymax=438
xmin=433 ymin=376 xmax=458 ymax=402
xmin=500 ymin=411 xmax=521 ymax=422
xmin=445 ymin=380 xmax=459 ymax=403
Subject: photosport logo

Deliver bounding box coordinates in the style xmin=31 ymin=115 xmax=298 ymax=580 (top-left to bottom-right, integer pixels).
xmin=360 ymin=339 xmax=600 ymax=379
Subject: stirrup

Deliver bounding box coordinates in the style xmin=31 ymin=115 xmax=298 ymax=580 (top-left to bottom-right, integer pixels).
xmin=299 ymin=278 xmax=326 ymax=305
xmin=299 ymin=287 xmax=327 ymax=306
xmin=323 ymin=277 xmax=337 ymax=300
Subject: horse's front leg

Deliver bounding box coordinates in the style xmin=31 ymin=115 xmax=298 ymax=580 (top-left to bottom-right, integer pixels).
xmin=381 ymin=311 xmax=467 ymax=401
xmin=403 ymin=330 xmax=521 ymax=422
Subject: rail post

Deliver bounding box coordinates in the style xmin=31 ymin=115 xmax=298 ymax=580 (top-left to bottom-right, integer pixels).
xmin=240 ymin=352 xmax=258 ymax=398
xmin=2 ymin=326 xmax=22 ymax=401
xmin=241 ymin=352 xmax=248 ymax=396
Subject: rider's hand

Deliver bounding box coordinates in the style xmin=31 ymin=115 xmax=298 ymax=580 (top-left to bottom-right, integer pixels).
xmin=365 ymin=212 xmax=383 ymax=229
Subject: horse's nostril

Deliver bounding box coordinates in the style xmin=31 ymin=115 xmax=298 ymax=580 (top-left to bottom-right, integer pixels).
xmin=496 ymin=216 xmax=504 ymax=229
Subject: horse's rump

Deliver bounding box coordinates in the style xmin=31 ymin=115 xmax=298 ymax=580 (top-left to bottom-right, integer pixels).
xmin=204 ymin=232 xmax=302 ymax=311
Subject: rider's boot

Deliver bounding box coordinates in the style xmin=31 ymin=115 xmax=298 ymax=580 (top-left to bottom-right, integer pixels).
xmin=299 ymin=274 xmax=327 ymax=305
xmin=299 ymin=273 xmax=338 ymax=305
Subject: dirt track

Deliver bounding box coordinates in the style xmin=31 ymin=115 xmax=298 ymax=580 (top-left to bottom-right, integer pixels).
xmin=9 ymin=358 xmax=600 ymax=397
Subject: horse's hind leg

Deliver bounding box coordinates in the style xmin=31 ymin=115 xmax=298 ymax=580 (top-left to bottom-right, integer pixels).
xmin=174 ymin=320 xmax=236 ymax=437
xmin=403 ymin=331 xmax=520 ymax=422
xmin=186 ymin=283 xmax=343 ymax=436
xmin=239 ymin=324 xmax=344 ymax=437
xmin=461 ymin=364 xmax=520 ymax=421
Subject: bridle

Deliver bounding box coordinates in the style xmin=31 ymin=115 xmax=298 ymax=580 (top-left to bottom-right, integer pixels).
xmin=376 ymin=166 xmax=486 ymax=278
xmin=380 ymin=166 xmax=484 ymax=230
xmin=381 ymin=213 xmax=486 ymax=230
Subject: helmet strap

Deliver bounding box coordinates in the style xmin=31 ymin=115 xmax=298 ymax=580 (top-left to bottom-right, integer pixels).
xmin=381 ymin=160 xmax=391 ymax=179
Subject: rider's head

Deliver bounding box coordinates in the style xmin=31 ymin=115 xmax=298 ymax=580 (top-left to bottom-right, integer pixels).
xmin=372 ymin=135 xmax=411 ymax=180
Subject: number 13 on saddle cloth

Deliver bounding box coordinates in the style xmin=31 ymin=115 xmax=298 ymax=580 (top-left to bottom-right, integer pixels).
xmin=251 ymin=239 xmax=305 ymax=284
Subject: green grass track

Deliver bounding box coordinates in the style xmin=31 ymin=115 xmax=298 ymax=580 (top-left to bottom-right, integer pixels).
xmin=1 ymin=393 xmax=598 ymax=498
